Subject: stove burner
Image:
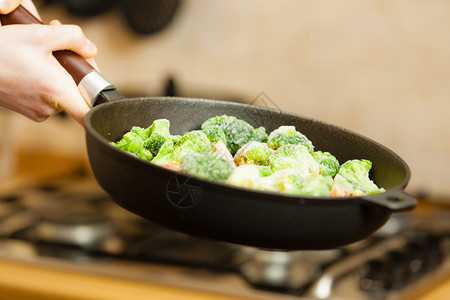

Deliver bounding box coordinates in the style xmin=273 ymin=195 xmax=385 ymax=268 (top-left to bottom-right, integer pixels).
xmin=34 ymin=217 xmax=114 ymax=248
xmin=32 ymin=192 xmax=115 ymax=248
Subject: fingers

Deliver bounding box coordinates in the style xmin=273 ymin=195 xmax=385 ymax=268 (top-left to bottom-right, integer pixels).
xmin=49 ymin=19 xmax=100 ymax=71
xmin=0 ymin=1 xmax=41 ymax=21
xmin=0 ymin=0 xmax=21 ymax=14
xmin=40 ymin=22 xmax=98 ymax=59
xmin=44 ymin=21 xmax=97 ymax=123
xmin=49 ymin=19 xmax=61 ymax=26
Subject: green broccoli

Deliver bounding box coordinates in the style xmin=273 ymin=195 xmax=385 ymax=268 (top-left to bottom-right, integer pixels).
xmin=179 ymin=152 xmax=234 ymax=182
xmin=255 ymin=165 xmax=273 ymax=177
xmin=331 ymin=174 xmax=354 ymax=196
xmin=234 ymin=141 xmax=273 ymax=166
xmin=113 ymin=115 xmax=383 ymax=198
xmin=202 ymin=126 xmax=227 ymax=145
xmin=169 ymin=134 xmax=183 ymax=146
xmin=254 ymin=127 xmax=268 ymax=143
xmin=337 ymin=159 xmax=385 ymax=195
xmin=151 ymin=130 xmax=212 ymax=165
xmin=143 ymin=119 xmax=171 ymax=156
xmin=171 ymin=130 xmax=212 ymax=161
xmin=267 ymin=125 xmax=314 ymax=154
xmin=227 ymin=165 xmax=263 ymax=189
xmin=201 ymin=115 xmax=265 ymax=155
xmin=151 ymin=139 xmax=174 ymax=165
xmin=130 ymin=125 xmax=151 ymax=140
xmin=295 ymin=176 xmax=333 ymax=197
xmin=264 ymin=169 xmax=305 ymax=194
xmin=113 ymin=131 xmax=137 ymax=150
xmin=313 ymin=151 xmax=340 ymax=177
xmin=111 ymin=132 xmax=154 ymax=161
xmin=269 ymin=144 xmax=320 ymax=178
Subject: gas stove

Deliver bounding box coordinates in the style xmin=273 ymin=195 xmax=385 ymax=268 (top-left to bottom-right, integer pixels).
xmin=0 ymin=170 xmax=449 ymax=299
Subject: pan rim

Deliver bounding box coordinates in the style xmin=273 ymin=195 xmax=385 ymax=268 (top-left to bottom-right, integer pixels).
xmin=84 ymin=96 xmax=412 ymax=204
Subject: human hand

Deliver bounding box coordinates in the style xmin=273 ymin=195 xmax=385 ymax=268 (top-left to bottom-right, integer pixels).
xmin=0 ymin=0 xmax=39 ymax=20
xmin=0 ymin=1 xmax=98 ymax=124
xmin=0 ymin=0 xmax=21 ymax=14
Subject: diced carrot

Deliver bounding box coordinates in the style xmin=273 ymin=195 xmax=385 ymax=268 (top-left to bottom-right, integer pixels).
xmin=331 ymin=186 xmax=351 ymax=197
xmin=352 ymin=189 xmax=365 ymax=196
xmin=331 ymin=186 xmax=344 ymax=197
xmin=161 ymin=161 xmax=181 ymax=171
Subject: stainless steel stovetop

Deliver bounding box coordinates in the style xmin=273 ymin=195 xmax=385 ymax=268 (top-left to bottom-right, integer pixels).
xmin=0 ymin=171 xmax=449 ymax=300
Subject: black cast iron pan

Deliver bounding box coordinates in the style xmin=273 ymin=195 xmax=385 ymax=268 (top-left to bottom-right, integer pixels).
xmin=2 ymin=6 xmax=417 ymax=250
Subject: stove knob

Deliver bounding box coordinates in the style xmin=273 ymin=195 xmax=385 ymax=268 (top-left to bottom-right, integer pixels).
xmin=384 ymin=250 xmax=408 ymax=290
xmin=404 ymin=241 xmax=425 ymax=283
xmin=422 ymin=234 xmax=443 ymax=273
xmin=359 ymin=259 xmax=388 ymax=296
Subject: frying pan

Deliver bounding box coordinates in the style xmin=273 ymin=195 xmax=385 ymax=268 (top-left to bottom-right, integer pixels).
xmin=1 ymin=6 xmax=417 ymax=250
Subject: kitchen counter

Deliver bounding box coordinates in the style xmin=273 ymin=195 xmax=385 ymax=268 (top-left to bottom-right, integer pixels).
xmin=0 ymin=258 xmax=248 ymax=300
xmin=0 ymin=245 xmax=448 ymax=300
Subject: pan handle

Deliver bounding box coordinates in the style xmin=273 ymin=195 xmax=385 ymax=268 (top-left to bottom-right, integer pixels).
xmin=360 ymin=190 xmax=417 ymax=212
xmin=0 ymin=5 xmax=116 ymax=107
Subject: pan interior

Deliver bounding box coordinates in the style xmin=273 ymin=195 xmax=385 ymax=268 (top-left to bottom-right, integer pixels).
xmin=86 ymin=97 xmax=410 ymax=191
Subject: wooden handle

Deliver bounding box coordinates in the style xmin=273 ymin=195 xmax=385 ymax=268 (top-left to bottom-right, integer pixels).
xmin=0 ymin=5 xmax=95 ymax=85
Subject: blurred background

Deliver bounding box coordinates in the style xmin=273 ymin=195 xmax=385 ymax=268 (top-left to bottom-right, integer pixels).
xmin=1 ymin=0 xmax=449 ymax=201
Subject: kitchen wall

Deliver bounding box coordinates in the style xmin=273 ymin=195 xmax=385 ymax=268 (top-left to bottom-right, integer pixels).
xmin=4 ymin=0 xmax=450 ymax=199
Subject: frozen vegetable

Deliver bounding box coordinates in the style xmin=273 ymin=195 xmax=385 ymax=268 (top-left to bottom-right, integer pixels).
xmin=313 ymin=151 xmax=340 ymax=177
xmin=180 ymin=152 xmax=234 ymax=182
xmin=267 ymin=125 xmax=314 ymax=154
xmin=234 ymin=141 xmax=273 ymax=166
xmin=112 ymin=115 xmax=385 ymax=197
xmin=338 ymin=159 xmax=385 ymax=195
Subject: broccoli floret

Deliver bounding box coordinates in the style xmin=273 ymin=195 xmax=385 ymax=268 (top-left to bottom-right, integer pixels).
xmin=139 ymin=149 xmax=154 ymax=161
xmin=202 ymin=127 xmax=227 ymax=145
xmin=201 ymin=115 xmax=264 ymax=155
xmin=337 ymin=159 xmax=385 ymax=195
xmin=313 ymin=151 xmax=340 ymax=177
xmin=264 ymin=169 xmax=305 ymax=194
xmin=152 ymin=130 xmax=212 ymax=165
xmin=144 ymin=135 xmax=166 ymax=156
xmin=295 ymin=176 xmax=333 ymax=197
xmin=269 ymin=144 xmax=320 ymax=178
xmin=113 ymin=132 xmax=138 ymax=150
xmin=227 ymin=165 xmax=263 ymax=189
xmin=267 ymin=125 xmax=314 ymax=154
xmin=122 ymin=133 xmax=144 ymax=155
xmin=151 ymin=139 xmax=174 ymax=165
xmin=143 ymin=119 xmax=171 ymax=156
xmin=331 ymin=174 xmax=354 ymax=197
xmin=111 ymin=132 xmax=154 ymax=161
xmin=130 ymin=126 xmax=151 ymax=140
xmin=171 ymin=130 xmax=212 ymax=161
xmin=169 ymin=135 xmax=183 ymax=146
xmin=234 ymin=141 xmax=273 ymax=166
xmin=254 ymin=126 xmax=268 ymax=143
xmin=179 ymin=152 xmax=234 ymax=182
xmin=255 ymin=165 xmax=273 ymax=177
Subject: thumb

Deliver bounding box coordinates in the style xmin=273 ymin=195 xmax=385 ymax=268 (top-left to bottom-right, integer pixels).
xmin=0 ymin=0 xmax=21 ymax=14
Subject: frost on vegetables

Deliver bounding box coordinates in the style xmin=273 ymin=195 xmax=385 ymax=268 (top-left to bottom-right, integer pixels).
xmin=111 ymin=115 xmax=385 ymax=197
